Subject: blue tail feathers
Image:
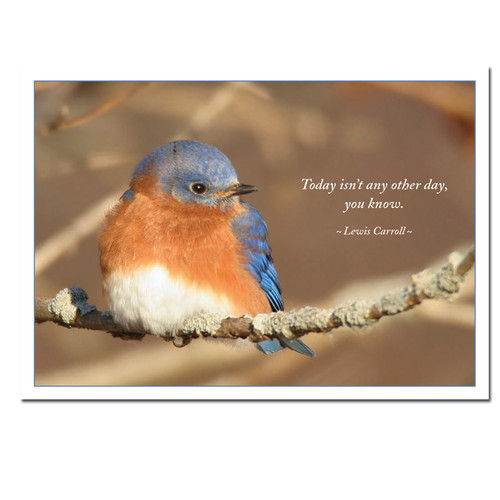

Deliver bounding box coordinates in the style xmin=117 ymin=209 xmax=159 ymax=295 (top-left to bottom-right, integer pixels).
xmin=256 ymin=336 xmax=316 ymax=357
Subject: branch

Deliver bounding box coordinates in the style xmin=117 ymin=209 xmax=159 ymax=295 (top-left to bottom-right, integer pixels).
xmin=35 ymin=246 xmax=474 ymax=347
xmin=35 ymin=82 xmax=155 ymax=135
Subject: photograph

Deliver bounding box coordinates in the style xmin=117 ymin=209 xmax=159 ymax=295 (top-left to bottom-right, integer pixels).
xmin=33 ymin=81 xmax=476 ymax=394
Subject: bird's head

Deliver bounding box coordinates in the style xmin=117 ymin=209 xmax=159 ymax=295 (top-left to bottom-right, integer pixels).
xmin=129 ymin=141 xmax=258 ymax=207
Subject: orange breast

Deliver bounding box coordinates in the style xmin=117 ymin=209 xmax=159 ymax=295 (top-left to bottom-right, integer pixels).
xmin=99 ymin=193 xmax=272 ymax=317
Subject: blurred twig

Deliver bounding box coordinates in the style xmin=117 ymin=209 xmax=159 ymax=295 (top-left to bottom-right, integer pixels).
xmin=367 ymin=82 xmax=475 ymax=124
xmin=35 ymin=246 xmax=474 ymax=347
xmin=35 ymin=191 xmax=123 ymax=276
xmin=172 ymin=81 xmax=271 ymax=139
xmin=35 ymin=82 xmax=155 ymax=135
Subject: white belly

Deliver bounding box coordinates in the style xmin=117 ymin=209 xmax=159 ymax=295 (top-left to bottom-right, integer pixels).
xmin=104 ymin=266 xmax=233 ymax=336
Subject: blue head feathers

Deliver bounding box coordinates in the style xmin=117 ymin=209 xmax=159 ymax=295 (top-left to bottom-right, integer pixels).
xmin=131 ymin=141 xmax=256 ymax=206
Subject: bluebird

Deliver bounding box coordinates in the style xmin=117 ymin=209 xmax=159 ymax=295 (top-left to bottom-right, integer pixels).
xmin=99 ymin=140 xmax=315 ymax=357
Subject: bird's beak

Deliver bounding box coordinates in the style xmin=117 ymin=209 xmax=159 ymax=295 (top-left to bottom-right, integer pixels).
xmin=225 ymin=183 xmax=259 ymax=197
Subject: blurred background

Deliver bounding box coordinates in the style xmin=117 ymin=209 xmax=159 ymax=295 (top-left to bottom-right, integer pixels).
xmin=34 ymin=81 xmax=475 ymax=386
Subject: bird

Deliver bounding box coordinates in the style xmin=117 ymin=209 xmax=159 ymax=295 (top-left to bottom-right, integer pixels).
xmin=99 ymin=140 xmax=315 ymax=357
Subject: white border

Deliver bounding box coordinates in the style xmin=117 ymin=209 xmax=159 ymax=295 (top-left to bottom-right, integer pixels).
xmin=23 ymin=72 xmax=489 ymax=400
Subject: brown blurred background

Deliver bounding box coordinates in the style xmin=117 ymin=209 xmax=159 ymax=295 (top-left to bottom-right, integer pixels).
xmin=34 ymin=81 xmax=475 ymax=387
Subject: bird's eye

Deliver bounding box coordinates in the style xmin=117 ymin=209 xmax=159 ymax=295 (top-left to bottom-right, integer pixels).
xmin=190 ymin=182 xmax=207 ymax=195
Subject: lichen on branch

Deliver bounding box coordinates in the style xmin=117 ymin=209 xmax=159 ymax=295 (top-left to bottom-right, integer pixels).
xmin=34 ymin=245 xmax=474 ymax=346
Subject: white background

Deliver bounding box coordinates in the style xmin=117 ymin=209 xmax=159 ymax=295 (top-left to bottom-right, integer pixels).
xmin=3 ymin=1 xmax=498 ymax=499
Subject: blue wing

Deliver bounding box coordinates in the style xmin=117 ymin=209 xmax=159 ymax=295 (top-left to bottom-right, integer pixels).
xmin=231 ymin=202 xmax=315 ymax=358
xmin=230 ymin=201 xmax=283 ymax=312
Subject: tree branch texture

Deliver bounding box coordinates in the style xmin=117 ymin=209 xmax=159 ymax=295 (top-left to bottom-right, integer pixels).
xmin=35 ymin=245 xmax=474 ymax=347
